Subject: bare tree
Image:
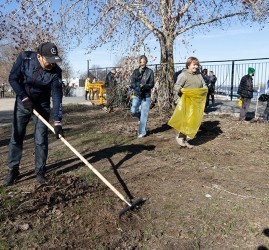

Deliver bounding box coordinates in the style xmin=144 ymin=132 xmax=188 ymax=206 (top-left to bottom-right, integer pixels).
xmin=0 ymin=1 xmax=70 ymax=89
xmin=0 ymin=43 xmax=14 ymax=85
xmin=61 ymin=60 xmax=73 ymax=83
xmin=1 ymin=0 xmax=268 ymax=108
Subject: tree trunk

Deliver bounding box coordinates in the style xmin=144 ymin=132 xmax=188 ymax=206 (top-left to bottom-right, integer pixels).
xmin=154 ymin=36 xmax=175 ymax=112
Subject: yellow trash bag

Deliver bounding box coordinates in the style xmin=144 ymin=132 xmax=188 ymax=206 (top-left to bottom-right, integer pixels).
xmin=168 ymin=88 xmax=208 ymax=139
xmin=237 ymin=98 xmax=242 ymax=107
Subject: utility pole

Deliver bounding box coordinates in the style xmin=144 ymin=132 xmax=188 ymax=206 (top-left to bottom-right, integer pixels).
xmin=87 ymin=60 xmax=90 ymax=77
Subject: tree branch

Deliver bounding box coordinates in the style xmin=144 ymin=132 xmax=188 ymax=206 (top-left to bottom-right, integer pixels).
xmin=11 ymin=0 xmax=49 ymax=17
xmin=114 ymin=0 xmax=161 ymax=37
xmin=175 ymin=0 xmax=194 ymax=24
xmin=174 ymin=12 xmax=247 ymax=37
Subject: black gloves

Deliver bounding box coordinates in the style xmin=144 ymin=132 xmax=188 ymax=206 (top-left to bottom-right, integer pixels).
xmin=22 ymin=97 xmax=33 ymax=113
xmin=54 ymin=122 xmax=64 ymax=139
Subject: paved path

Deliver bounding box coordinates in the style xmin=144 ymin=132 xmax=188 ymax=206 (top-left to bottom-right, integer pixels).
xmin=0 ymin=96 xmax=267 ymax=126
xmin=0 ymin=97 xmax=92 ymax=126
xmin=0 ymin=96 xmax=91 ymax=112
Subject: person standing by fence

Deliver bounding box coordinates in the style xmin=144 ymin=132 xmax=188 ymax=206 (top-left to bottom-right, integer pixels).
xmin=208 ymin=71 xmax=217 ymax=104
xmin=201 ymin=68 xmax=211 ymax=108
xmin=263 ymin=80 xmax=269 ymax=121
xmin=237 ymin=67 xmax=257 ymax=122
xmin=104 ymin=68 xmax=117 ymax=112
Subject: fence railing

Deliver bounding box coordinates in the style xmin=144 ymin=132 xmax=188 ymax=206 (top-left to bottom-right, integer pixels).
xmin=88 ymin=58 xmax=269 ymax=101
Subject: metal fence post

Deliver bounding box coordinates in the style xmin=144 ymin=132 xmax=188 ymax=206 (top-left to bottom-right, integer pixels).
xmin=230 ymin=60 xmax=235 ymax=101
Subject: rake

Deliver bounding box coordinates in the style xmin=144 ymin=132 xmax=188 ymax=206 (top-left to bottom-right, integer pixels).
xmin=33 ymin=109 xmax=144 ymax=216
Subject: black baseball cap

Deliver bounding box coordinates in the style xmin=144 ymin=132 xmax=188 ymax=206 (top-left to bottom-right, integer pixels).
xmin=37 ymin=42 xmax=62 ymax=63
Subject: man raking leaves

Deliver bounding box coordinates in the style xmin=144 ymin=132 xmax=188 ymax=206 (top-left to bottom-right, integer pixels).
xmin=3 ymin=42 xmax=64 ymax=186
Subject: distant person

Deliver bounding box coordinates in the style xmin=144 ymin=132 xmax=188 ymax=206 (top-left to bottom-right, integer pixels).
xmin=201 ymin=68 xmax=210 ymax=84
xmin=208 ymin=71 xmax=217 ymax=104
xmin=237 ymin=67 xmax=258 ymax=122
xmin=84 ymin=77 xmax=91 ymax=101
xmin=104 ymin=68 xmax=117 ymax=112
xmin=263 ymin=80 xmax=269 ymax=121
xmin=130 ymin=55 xmax=154 ymax=138
xmin=90 ymin=77 xmax=99 ymax=100
xmin=201 ymin=68 xmax=210 ymax=108
xmin=3 ymin=42 xmax=64 ymax=186
xmin=169 ymin=56 xmax=207 ymax=148
xmin=173 ymin=69 xmax=183 ymax=84
xmin=0 ymin=83 xmax=5 ymax=98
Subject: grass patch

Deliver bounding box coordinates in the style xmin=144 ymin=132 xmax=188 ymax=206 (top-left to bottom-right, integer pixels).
xmin=0 ymin=187 xmax=19 ymax=222
xmin=0 ymin=240 xmax=10 ymax=250
xmin=80 ymin=168 xmax=97 ymax=184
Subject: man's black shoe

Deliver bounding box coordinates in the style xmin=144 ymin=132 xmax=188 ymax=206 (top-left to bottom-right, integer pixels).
xmin=36 ymin=174 xmax=47 ymax=184
xmin=3 ymin=169 xmax=20 ymax=186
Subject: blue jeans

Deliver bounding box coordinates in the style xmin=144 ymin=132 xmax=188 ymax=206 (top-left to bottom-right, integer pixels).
xmin=8 ymin=97 xmax=50 ymax=175
xmin=131 ymin=96 xmax=151 ymax=136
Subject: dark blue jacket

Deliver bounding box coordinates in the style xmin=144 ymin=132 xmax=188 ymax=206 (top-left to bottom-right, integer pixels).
xmin=130 ymin=67 xmax=154 ymax=98
xmin=9 ymin=51 xmax=63 ymax=122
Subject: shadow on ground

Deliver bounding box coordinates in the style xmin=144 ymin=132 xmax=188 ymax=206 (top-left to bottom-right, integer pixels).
xmin=257 ymin=228 xmax=269 ymax=250
xmin=189 ymin=120 xmax=223 ymax=146
xmin=148 ymin=123 xmax=172 ymax=135
xmin=205 ymin=102 xmax=223 ymax=113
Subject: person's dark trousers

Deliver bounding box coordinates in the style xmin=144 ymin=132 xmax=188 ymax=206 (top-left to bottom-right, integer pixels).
xmin=8 ymin=97 xmax=50 ymax=175
xmin=205 ymin=94 xmax=210 ymax=108
xmin=264 ymin=101 xmax=269 ymax=121
xmin=106 ymin=87 xmax=116 ymax=110
xmin=210 ymin=94 xmax=215 ymax=104
xmin=239 ymin=97 xmax=251 ymax=121
xmin=85 ymin=91 xmax=89 ymax=100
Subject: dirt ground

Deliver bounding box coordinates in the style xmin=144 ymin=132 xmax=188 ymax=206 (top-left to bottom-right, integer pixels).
xmin=0 ymin=104 xmax=269 ymax=250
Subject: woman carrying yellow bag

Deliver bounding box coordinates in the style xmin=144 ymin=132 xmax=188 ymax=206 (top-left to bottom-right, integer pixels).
xmin=168 ymin=56 xmax=207 ymax=148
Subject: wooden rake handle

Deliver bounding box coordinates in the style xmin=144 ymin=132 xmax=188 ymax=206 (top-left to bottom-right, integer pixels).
xmin=33 ymin=109 xmax=131 ymax=207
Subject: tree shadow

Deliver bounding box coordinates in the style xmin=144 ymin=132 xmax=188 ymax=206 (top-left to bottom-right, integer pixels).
xmin=17 ymin=144 xmax=155 ymax=190
xmin=0 ymin=138 xmax=10 ymax=147
xmin=50 ymin=143 xmax=155 ymax=199
xmin=0 ymin=110 xmax=13 ymax=125
xmin=47 ymin=143 xmax=155 ymax=174
xmin=0 ymin=134 xmax=34 ymax=147
xmin=189 ymin=120 xmax=223 ymax=146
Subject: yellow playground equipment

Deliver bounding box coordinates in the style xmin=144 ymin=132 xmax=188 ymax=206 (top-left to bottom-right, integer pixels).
xmin=88 ymin=81 xmax=106 ymax=105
